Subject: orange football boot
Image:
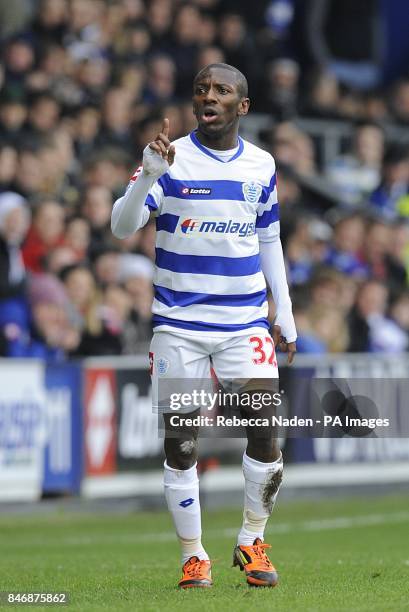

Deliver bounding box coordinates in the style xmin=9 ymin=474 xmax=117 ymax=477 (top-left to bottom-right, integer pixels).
xmin=233 ymin=538 xmax=278 ymax=587
xmin=178 ymin=556 xmax=212 ymax=589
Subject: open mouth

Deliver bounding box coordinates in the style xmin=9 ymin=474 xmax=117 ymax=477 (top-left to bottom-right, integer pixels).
xmin=201 ymin=108 xmax=218 ymax=124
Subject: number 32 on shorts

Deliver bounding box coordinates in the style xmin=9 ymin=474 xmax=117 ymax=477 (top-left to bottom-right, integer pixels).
xmin=249 ymin=336 xmax=277 ymax=366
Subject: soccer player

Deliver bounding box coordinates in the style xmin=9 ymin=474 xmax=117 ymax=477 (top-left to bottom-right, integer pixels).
xmin=111 ymin=63 xmax=297 ymax=589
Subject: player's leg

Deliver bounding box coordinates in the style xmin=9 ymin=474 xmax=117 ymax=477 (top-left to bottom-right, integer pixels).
xmin=239 ymin=380 xmax=283 ymax=544
xmin=150 ymin=331 xmax=212 ymax=587
xmin=212 ymin=331 xmax=282 ymax=586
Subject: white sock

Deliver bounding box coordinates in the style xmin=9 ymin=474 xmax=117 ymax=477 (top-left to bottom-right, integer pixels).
xmin=164 ymin=461 xmax=209 ymax=564
xmin=237 ymin=452 xmax=283 ymax=546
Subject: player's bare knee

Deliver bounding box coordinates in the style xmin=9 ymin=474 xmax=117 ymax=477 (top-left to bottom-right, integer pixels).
xmin=179 ymin=439 xmax=196 ymax=455
xmin=165 ymin=437 xmax=198 ymax=470
xmin=246 ymin=436 xmax=280 ymax=463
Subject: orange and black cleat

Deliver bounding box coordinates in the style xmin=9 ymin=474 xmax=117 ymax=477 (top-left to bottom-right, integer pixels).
xmin=233 ymin=538 xmax=278 ymax=587
xmin=178 ymin=556 xmax=212 ymax=589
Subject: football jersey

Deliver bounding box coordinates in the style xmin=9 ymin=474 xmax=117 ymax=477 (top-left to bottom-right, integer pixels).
xmin=130 ymin=131 xmax=280 ymax=337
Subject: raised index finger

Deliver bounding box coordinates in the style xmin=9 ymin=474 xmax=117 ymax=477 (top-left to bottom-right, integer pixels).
xmin=162 ymin=117 xmax=170 ymax=137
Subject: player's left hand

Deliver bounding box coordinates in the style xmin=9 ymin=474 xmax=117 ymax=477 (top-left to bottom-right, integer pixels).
xmin=272 ymin=324 xmax=297 ymax=365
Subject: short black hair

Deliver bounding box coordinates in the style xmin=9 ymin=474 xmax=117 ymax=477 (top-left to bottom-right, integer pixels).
xmin=194 ymin=63 xmax=248 ymax=98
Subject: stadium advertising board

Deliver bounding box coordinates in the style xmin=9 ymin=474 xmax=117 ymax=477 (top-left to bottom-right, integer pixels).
xmin=84 ymin=368 xmax=117 ymax=476
xmin=0 ymin=361 xmax=46 ymax=501
xmin=43 ymin=363 xmax=83 ymax=494
xmin=116 ymin=368 xmax=161 ymax=469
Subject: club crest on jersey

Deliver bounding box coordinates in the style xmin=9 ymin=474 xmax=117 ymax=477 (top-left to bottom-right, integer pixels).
xmin=156 ymin=356 xmax=170 ymax=375
xmin=242 ymin=180 xmax=262 ymax=203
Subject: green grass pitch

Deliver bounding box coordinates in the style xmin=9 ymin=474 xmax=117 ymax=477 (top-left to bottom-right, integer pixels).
xmin=0 ymin=493 xmax=408 ymax=611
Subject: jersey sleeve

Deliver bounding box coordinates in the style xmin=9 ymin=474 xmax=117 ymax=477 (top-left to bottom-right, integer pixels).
xmin=256 ymin=159 xmax=280 ymax=242
xmin=126 ymin=165 xmax=164 ymax=221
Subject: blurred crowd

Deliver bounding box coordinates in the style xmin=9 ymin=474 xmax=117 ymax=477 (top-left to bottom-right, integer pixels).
xmin=0 ymin=0 xmax=409 ymax=358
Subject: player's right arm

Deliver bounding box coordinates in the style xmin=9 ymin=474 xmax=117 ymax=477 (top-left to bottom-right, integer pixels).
xmin=111 ymin=118 xmax=176 ymax=239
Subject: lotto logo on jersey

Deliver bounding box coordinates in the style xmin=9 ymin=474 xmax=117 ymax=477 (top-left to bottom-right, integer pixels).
xmin=180 ymin=217 xmax=256 ymax=238
xmin=181 ymin=187 xmax=212 ymax=195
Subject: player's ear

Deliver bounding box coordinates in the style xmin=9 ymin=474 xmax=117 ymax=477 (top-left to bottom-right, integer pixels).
xmin=238 ymin=97 xmax=250 ymax=117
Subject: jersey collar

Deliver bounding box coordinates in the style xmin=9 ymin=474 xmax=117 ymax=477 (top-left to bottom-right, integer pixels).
xmin=190 ymin=130 xmax=244 ymax=163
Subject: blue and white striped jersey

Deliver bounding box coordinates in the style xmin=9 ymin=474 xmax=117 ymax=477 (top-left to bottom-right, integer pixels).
xmin=134 ymin=131 xmax=280 ymax=336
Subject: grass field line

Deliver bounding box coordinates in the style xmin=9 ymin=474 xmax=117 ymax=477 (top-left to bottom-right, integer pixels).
xmin=2 ymin=510 xmax=409 ymax=549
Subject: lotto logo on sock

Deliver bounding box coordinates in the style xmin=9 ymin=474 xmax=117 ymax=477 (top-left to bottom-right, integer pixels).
xmin=179 ymin=497 xmax=194 ymax=508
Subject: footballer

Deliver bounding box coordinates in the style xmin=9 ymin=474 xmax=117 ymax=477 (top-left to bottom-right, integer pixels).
xmin=111 ymin=63 xmax=297 ymax=589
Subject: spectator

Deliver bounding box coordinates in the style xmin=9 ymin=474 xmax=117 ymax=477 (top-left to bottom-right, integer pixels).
xmin=119 ymin=22 xmax=151 ymax=63
xmin=44 ymin=246 xmax=77 ymax=275
xmin=171 ymin=4 xmax=201 ymax=97
xmin=22 ymin=200 xmax=65 ymax=272
xmin=323 ymin=213 xmax=368 ymax=277
xmin=390 ymin=80 xmax=409 ymax=125
xmin=309 ymin=268 xmax=345 ymax=309
xmin=326 ymin=122 xmax=384 ymax=205
xmin=364 ymin=90 xmax=389 ymax=123
xmin=81 ymin=185 xmax=114 ymax=255
xmin=64 ymin=215 xmax=90 ymax=260
xmin=272 ymin=121 xmax=317 ymax=176
xmin=64 ymin=0 xmax=105 ymax=63
xmin=92 ymin=245 xmax=121 ymax=287
xmin=218 ymin=13 xmax=256 ymax=89
xmin=0 ymin=89 xmax=28 ymax=143
xmin=83 ymin=148 xmax=130 ymax=193
xmin=146 ymin=0 xmax=173 ymax=49
xmin=196 ymin=14 xmax=217 ymax=47
xmin=31 ymin=0 xmax=68 ymax=47
xmin=360 ymin=219 xmax=407 ymax=296
xmin=369 ymin=144 xmax=409 ymax=221
xmin=303 ymin=69 xmax=340 ymax=119
xmin=0 ymin=141 xmax=18 ymax=192
xmin=26 ymin=92 xmax=62 ymax=137
xmin=389 ymin=292 xmax=409 ymax=339
xmin=102 ymin=283 xmax=133 ymax=352
xmin=197 ymin=46 xmax=225 ymax=72
xmin=308 ymin=304 xmax=349 ymax=352
xmin=348 ymin=280 xmax=408 ymax=353
xmin=258 ymin=58 xmax=300 ymax=119
xmin=118 ymin=253 xmax=154 ymax=346
xmin=389 ymin=222 xmax=409 ymax=281
xmin=4 ymin=273 xmax=78 ymax=359
xmin=97 ymin=87 xmax=133 ymax=151
xmin=73 ymin=104 xmax=101 ymax=159
xmin=3 ymin=35 xmax=36 ymax=92
xmin=0 ymin=192 xmax=31 ymax=347
xmin=143 ymin=54 xmax=177 ymax=105
xmin=61 ymin=263 xmax=122 ymax=356
xmin=292 ymin=298 xmax=327 ymax=354
xmin=285 ymin=217 xmax=331 ymax=285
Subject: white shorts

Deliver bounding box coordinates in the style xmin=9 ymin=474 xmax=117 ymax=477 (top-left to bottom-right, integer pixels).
xmin=150 ymin=329 xmax=278 ymax=412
